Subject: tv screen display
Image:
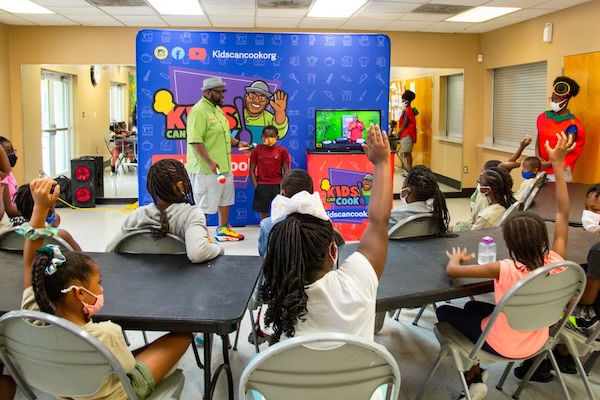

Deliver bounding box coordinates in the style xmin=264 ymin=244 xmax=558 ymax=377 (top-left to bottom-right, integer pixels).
xmin=314 ymin=109 xmax=381 ymax=152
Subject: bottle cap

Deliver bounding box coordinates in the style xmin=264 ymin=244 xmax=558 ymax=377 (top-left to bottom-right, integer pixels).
xmin=482 ymin=236 xmax=494 ymax=245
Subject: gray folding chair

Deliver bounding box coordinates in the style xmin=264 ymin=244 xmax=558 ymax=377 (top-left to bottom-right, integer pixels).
xmin=239 ymin=332 xmax=401 ymax=400
xmin=556 ymin=322 xmax=600 ymax=399
xmin=416 ymin=260 xmax=586 ymax=400
xmin=522 ymin=171 xmax=547 ymax=211
xmin=0 ymin=226 xmax=74 ymax=251
xmin=112 ymin=228 xmax=186 ymax=254
xmin=0 ymin=310 xmax=184 ymax=400
xmin=388 ymin=212 xmax=435 ymax=239
xmin=495 ymin=199 xmax=525 ymax=227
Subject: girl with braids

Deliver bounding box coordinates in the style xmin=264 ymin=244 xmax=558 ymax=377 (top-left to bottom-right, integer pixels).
xmin=389 ymin=165 xmax=451 ymax=236
xmin=436 ymin=133 xmax=575 ymax=399
xmin=259 ymin=123 xmax=391 ymax=344
xmin=454 ymin=166 xmax=516 ymax=231
xmin=106 ymin=158 xmax=223 ymax=263
xmin=22 ymin=178 xmax=191 ymax=400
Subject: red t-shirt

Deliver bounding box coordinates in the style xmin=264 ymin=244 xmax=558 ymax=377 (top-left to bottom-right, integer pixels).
xmin=399 ymin=107 xmax=417 ymax=143
xmin=348 ymin=120 xmax=365 ymax=142
xmin=537 ymin=110 xmax=585 ymax=174
xmin=249 ymin=145 xmax=291 ymax=184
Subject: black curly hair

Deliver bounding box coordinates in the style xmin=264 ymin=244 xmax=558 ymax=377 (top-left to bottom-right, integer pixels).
xmin=553 ymin=76 xmax=580 ymax=98
xmin=502 ymin=211 xmax=549 ymax=270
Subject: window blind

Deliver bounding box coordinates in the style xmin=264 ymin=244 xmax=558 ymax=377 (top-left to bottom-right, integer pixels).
xmin=447 ymin=73 xmax=464 ymax=139
xmin=492 ymin=62 xmax=547 ymax=147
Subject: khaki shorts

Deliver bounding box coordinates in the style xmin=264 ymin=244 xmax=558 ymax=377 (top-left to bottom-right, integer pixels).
xmin=400 ymin=135 xmax=413 ymax=153
xmin=128 ymin=360 xmax=156 ymax=400
xmin=189 ymin=171 xmax=235 ymax=215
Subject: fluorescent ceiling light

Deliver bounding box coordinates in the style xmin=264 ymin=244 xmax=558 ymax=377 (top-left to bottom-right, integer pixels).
xmin=308 ymin=0 xmax=367 ymax=18
xmin=147 ymin=0 xmax=204 ymax=15
xmin=0 ymin=0 xmax=54 ymax=14
xmin=446 ymin=6 xmax=520 ymax=23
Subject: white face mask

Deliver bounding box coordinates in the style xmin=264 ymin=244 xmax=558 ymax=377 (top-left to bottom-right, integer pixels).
xmin=400 ymin=188 xmax=410 ymax=204
xmin=581 ymin=210 xmax=600 ymax=233
xmin=550 ymin=99 xmax=568 ymax=112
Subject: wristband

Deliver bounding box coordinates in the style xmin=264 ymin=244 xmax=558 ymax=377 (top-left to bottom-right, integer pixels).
xmin=16 ymin=222 xmax=59 ymax=240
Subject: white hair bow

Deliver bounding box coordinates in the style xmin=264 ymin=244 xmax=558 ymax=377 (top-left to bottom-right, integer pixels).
xmin=270 ymin=191 xmax=329 ymax=222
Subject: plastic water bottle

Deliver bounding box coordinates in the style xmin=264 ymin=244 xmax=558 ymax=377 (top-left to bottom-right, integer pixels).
xmin=478 ymin=236 xmax=497 ymax=264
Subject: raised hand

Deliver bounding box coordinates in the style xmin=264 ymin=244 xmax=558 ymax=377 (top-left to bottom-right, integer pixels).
xmin=362 ymin=124 xmax=390 ymax=166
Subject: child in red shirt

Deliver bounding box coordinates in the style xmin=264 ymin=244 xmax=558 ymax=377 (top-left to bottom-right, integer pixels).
xmin=249 ymin=125 xmax=291 ymax=220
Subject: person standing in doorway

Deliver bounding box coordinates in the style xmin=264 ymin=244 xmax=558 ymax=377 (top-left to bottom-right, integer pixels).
xmin=186 ymin=76 xmax=250 ymax=241
xmin=398 ymin=90 xmax=418 ymax=176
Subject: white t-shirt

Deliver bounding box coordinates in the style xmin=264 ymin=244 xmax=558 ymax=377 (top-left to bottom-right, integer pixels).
xmin=293 ymin=251 xmax=379 ymax=341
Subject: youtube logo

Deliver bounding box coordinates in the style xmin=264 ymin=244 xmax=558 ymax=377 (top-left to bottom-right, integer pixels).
xmin=189 ymin=48 xmax=206 ymax=60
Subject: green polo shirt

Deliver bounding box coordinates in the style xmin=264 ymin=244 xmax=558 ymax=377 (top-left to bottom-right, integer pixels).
xmin=186 ymin=96 xmax=232 ymax=174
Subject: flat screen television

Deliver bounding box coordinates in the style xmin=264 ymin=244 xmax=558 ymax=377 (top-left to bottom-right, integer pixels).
xmin=314 ymin=109 xmax=381 ymax=152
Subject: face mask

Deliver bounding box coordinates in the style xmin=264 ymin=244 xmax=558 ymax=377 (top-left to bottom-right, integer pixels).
xmin=400 ymin=188 xmax=410 ymax=204
xmin=329 ymin=242 xmax=338 ymax=267
xmin=479 ymin=185 xmax=491 ymax=196
xmin=521 ymin=171 xmax=535 ymax=180
xmin=62 ymin=286 xmax=104 ymax=317
xmin=550 ymin=99 xmax=568 ymax=112
xmin=263 ymin=137 xmax=277 ymax=147
xmin=46 ymin=211 xmax=56 ymax=225
xmin=8 ymin=154 xmax=17 ymax=167
xmin=581 ymin=210 xmax=600 ymax=233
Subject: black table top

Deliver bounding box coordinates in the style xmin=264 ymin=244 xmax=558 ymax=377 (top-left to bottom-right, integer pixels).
xmin=340 ymin=222 xmax=598 ymax=312
xmin=0 ymin=252 xmax=263 ymax=334
xmin=528 ymin=182 xmax=589 ymax=226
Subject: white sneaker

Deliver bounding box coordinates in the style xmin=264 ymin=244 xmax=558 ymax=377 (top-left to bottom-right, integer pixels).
xmin=468 ymin=383 xmax=488 ymax=400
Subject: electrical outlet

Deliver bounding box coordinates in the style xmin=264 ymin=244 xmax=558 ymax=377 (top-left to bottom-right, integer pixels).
xmin=463 ymin=166 xmax=468 ymax=174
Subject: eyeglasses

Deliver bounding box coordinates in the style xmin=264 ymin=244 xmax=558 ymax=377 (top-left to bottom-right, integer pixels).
xmin=247 ymin=92 xmax=267 ymax=102
xmin=211 ymin=89 xmax=227 ymax=96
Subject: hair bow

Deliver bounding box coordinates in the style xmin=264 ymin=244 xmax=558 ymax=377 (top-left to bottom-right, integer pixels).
xmin=36 ymin=244 xmax=66 ymax=276
xmin=270 ymin=191 xmax=329 ymax=222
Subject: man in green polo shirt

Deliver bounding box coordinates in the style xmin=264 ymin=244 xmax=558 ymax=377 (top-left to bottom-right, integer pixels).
xmin=186 ymin=76 xmax=249 ymax=241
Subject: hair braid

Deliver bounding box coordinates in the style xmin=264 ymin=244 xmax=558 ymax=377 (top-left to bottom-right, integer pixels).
xmin=31 ymin=250 xmax=95 ymax=314
xmin=259 ymin=213 xmax=333 ymax=343
xmin=485 ymin=167 xmax=516 ymax=209
xmin=405 ymin=165 xmax=451 ymax=236
xmin=502 ymin=212 xmax=548 ymax=270
xmin=146 ymin=159 xmax=194 ymax=239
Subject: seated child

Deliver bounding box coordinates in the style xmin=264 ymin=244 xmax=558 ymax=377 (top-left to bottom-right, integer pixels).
xmin=106 ymin=158 xmax=223 ymax=263
xmin=258 ymin=169 xmax=313 ymax=257
xmin=259 ymin=124 xmax=391 ymax=343
xmin=454 ymin=167 xmax=516 ymax=231
xmin=14 ymin=183 xmax=81 ymax=251
xmin=581 ymin=183 xmax=600 ymax=233
xmin=22 ymin=178 xmax=191 ymax=400
xmin=437 ymin=133 xmax=574 ymax=398
xmin=514 ymin=156 xmax=542 ymax=201
xmin=109 ymin=123 xmax=135 ymax=173
xmin=389 ymin=165 xmax=451 ymax=236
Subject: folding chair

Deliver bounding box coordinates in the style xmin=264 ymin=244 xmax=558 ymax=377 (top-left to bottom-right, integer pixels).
xmin=0 ymin=310 xmax=184 ymax=400
xmin=388 ymin=212 xmax=435 ymax=239
xmin=416 ymin=260 xmax=586 ymax=400
xmin=522 ymin=172 xmax=547 ymax=211
xmin=112 ymin=228 xmax=186 ymax=255
xmin=0 ymin=226 xmax=74 ymax=252
xmin=239 ymin=332 xmax=401 ymax=400
xmin=556 ymin=322 xmax=600 ymax=399
xmin=495 ymin=199 xmax=525 ymax=227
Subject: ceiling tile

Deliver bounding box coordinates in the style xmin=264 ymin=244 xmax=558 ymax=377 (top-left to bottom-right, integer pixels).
xmin=256 ymin=8 xmax=306 ymax=17
xmin=422 ymin=21 xmax=477 ymax=32
xmin=297 ymin=18 xmax=346 ymax=29
xmin=35 ymin=0 xmax=92 ymax=5
xmin=98 ymin=6 xmax=156 ymax=16
xmin=532 ymin=0 xmax=590 ymax=10
xmin=203 ymin=6 xmax=254 ymax=17
xmin=46 ymin=6 xmax=106 ymax=15
xmin=68 ymin=14 xmax=124 ymax=25
xmin=114 ymin=15 xmax=167 ymax=26
xmin=340 ymin=19 xmax=395 ymax=30
xmin=399 ymin=12 xmax=449 ymax=22
xmin=356 ymin=11 xmax=405 ymax=19
xmin=161 ymin=15 xmax=211 ymax=27
xmin=382 ymin=20 xmax=436 ymax=31
xmin=255 ymin=16 xmax=302 ymax=28
xmin=15 ymin=13 xmax=80 ymax=25
xmin=363 ymin=1 xmax=420 ymax=13
xmin=209 ymin=16 xmax=255 ymax=28
xmin=200 ymin=0 xmax=255 ymax=7
xmin=0 ymin=14 xmax=35 ymax=25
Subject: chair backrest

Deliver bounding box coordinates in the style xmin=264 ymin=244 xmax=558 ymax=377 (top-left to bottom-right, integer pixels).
xmin=0 ymin=227 xmax=74 ymax=252
xmin=0 ymin=310 xmax=139 ymax=399
xmin=494 ymin=200 xmax=525 ymax=227
xmin=388 ymin=212 xmax=435 ymax=239
xmin=522 ymin=171 xmax=547 ymax=211
xmin=104 ymin=132 xmax=115 ymax=150
xmin=112 ymin=228 xmax=186 ymax=255
xmin=239 ymin=332 xmax=401 ymax=400
xmin=470 ymin=260 xmax=586 ymax=358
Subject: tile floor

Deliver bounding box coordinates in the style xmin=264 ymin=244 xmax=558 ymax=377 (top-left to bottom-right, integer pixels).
xmin=12 ymin=180 xmax=599 ymax=400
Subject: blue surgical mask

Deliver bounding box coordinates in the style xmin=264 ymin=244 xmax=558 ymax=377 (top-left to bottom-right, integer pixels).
xmin=521 ymin=171 xmax=535 ymax=180
xmin=46 ymin=212 xmax=56 ymax=225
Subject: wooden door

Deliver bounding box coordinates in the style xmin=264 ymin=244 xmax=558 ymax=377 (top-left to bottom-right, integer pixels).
xmin=405 ymin=77 xmax=432 ymax=168
xmin=565 ymin=53 xmax=600 ymax=183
